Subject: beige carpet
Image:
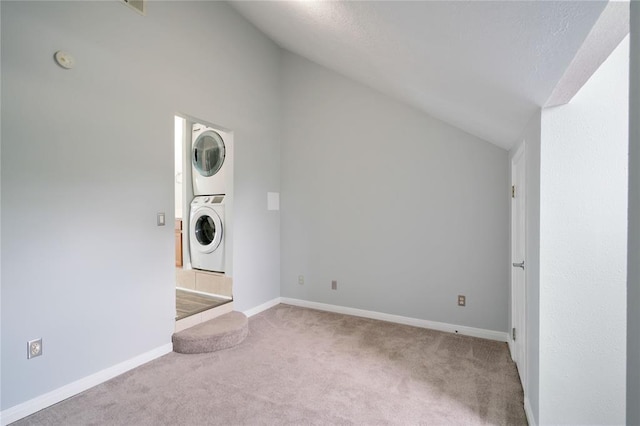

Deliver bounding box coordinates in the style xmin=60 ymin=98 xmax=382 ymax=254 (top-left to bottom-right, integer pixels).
xmin=15 ymin=304 xmax=527 ymax=425
xmin=173 ymin=311 xmax=249 ymax=354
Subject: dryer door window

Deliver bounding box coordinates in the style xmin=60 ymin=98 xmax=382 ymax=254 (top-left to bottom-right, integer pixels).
xmin=192 ymin=130 xmax=225 ymax=177
xmin=192 ymin=209 xmax=223 ymax=253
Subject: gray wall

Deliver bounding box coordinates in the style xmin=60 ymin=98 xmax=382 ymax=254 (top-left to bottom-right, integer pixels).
xmin=509 ymin=110 xmax=541 ymax=425
xmin=1 ymin=1 xmax=281 ymax=410
xmin=629 ymin=2 xmax=640 ymax=424
xmin=539 ymin=36 xmax=629 ymax=424
xmin=280 ymin=52 xmax=509 ymax=332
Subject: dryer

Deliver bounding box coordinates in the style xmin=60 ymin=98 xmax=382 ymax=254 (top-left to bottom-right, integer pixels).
xmin=191 ymin=123 xmax=228 ymax=196
xmin=190 ymin=195 xmax=225 ymax=273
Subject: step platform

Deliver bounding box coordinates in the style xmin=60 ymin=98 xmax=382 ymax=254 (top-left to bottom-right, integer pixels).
xmin=172 ymin=311 xmax=248 ymax=354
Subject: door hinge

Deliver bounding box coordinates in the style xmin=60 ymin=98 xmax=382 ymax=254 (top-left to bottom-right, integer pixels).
xmin=512 ymin=327 xmax=516 ymax=341
xmin=511 ymin=185 xmax=516 ymax=198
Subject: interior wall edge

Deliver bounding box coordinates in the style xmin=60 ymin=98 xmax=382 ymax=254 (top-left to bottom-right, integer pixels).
xmin=627 ymin=2 xmax=640 ymax=424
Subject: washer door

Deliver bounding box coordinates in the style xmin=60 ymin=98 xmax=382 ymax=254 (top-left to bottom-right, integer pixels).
xmin=192 ymin=130 xmax=225 ymax=178
xmin=191 ymin=208 xmax=223 ymax=254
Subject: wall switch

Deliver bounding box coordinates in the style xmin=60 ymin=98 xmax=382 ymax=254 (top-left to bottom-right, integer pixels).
xmin=267 ymin=192 xmax=280 ymax=211
xmin=458 ymin=295 xmax=466 ymax=306
xmin=28 ymin=338 xmax=43 ymax=359
xmin=157 ymin=212 xmax=165 ymax=226
xmin=331 ymin=280 xmax=337 ymax=290
xmin=298 ymin=275 xmax=304 ymax=285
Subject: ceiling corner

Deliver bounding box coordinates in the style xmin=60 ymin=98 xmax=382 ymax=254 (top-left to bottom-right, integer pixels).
xmin=545 ymin=1 xmax=630 ymax=108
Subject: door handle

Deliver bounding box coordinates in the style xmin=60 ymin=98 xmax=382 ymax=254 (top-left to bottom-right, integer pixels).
xmin=512 ymin=261 xmax=525 ymax=270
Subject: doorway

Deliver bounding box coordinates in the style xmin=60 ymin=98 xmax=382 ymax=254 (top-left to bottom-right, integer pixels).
xmin=511 ymin=142 xmax=527 ymax=387
xmin=174 ymin=115 xmax=234 ymax=323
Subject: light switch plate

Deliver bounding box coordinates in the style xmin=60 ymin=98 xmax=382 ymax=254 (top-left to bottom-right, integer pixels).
xmin=267 ymin=192 xmax=280 ymax=211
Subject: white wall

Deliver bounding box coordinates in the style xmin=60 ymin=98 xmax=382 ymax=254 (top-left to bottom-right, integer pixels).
xmin=539 ymin=36 xmax=629 ymax=424
xmin=0 ymin=1 xmax=281 ymax=410
xmin=628 ymin=3 xmax=640 ymax=424
xmin=174 ymin=116 xmax=184 ymax=220
xmin=509 ymin=110 xmax=541 ymax=425
xmin=280 ymin=52 xmax=509 ymax=332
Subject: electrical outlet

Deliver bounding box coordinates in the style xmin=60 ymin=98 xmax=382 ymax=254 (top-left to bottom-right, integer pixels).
xmin=458 ymin=295 xmax=466 ymax=307
xmin=331 ymin=280 xmax=337 ymax=290
xmin=298 ymin=275 xmax=304 ymax=285
xmin=28 ymin=338 xmax=43 ymax=359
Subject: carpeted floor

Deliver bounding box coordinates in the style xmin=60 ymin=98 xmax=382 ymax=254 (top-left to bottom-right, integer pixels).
xmin=15 ymin=304 xmax=527 ymax=425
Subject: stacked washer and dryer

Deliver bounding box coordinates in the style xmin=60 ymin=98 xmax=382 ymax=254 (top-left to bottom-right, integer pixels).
xmin=189 ymin=123 xmax=228 ymax=273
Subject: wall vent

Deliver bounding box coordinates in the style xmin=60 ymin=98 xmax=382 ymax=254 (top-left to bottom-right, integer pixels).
xmin=121 ymin=0 xmax=145 ymax=16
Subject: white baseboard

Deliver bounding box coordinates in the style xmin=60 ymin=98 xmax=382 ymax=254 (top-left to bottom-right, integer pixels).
xmin=508 ymin=339 xmax=515 ymax=360
xmin=243 ymin=297 xmax=282 ymax=317
xmin=0 ymin=343 xmax=172 ymax=426
xmin=524 ymin=397 xmax=536 ymax=426
xmin=279 ymin=298 xmax=509 ymax=342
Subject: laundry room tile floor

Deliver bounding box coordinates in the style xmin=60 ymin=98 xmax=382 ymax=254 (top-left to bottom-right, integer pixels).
xmin=175 ymin=289 xmax=231 ymax=320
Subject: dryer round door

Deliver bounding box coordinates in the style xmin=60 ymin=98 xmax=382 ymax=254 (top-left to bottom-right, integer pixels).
xmin=192 ymin=130 xmax=226 ymax=178
xmin=191 ymin=207 xmax=223 ymax=254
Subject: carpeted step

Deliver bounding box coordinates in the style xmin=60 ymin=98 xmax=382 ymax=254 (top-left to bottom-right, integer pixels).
xmin=172 ymin=311 xmax=248 ymax=354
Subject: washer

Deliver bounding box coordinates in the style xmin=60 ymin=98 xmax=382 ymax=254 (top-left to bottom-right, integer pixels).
xmin=189 ymin=195 xmax=225 ymax=273
xmin=192 ymin=123 xmax=228 ymax=196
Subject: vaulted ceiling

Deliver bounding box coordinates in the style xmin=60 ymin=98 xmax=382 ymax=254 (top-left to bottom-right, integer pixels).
xmin=230 ymin=1 xmax=627 ymax=149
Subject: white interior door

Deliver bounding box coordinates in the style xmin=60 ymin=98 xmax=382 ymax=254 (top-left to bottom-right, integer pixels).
xmin=511 ymin=143 xmax=527 ymax=387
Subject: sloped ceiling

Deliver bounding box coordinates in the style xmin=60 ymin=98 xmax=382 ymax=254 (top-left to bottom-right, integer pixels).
xmin=230 ymin=1 xmax=612 ymax=149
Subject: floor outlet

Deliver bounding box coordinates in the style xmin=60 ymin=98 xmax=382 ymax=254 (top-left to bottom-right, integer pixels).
xmin=298 ymin=275 xmax=304 ymax=285
xmin=458 ymin=295 xmax=466 ymax=307
xmin=28 ymin=338 xmax=43 ymax=359
xmin=331 ymin=280 xmax=337 ymax=290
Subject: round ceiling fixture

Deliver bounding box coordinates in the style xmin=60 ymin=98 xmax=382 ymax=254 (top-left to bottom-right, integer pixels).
xmin=54 ymin=51 xmax=75 ymax=69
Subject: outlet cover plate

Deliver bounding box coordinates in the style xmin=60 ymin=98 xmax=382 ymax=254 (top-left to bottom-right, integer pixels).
xmin=28 ymin=338 xmax=42 ymax=359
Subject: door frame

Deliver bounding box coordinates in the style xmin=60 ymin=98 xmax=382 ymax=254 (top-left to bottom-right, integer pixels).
xmin=510 ymin=141 xmax=527 ymax=389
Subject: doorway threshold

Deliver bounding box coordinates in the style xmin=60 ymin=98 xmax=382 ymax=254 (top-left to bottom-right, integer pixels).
xmin=175 ymin=289 xmax=234 ymax=332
